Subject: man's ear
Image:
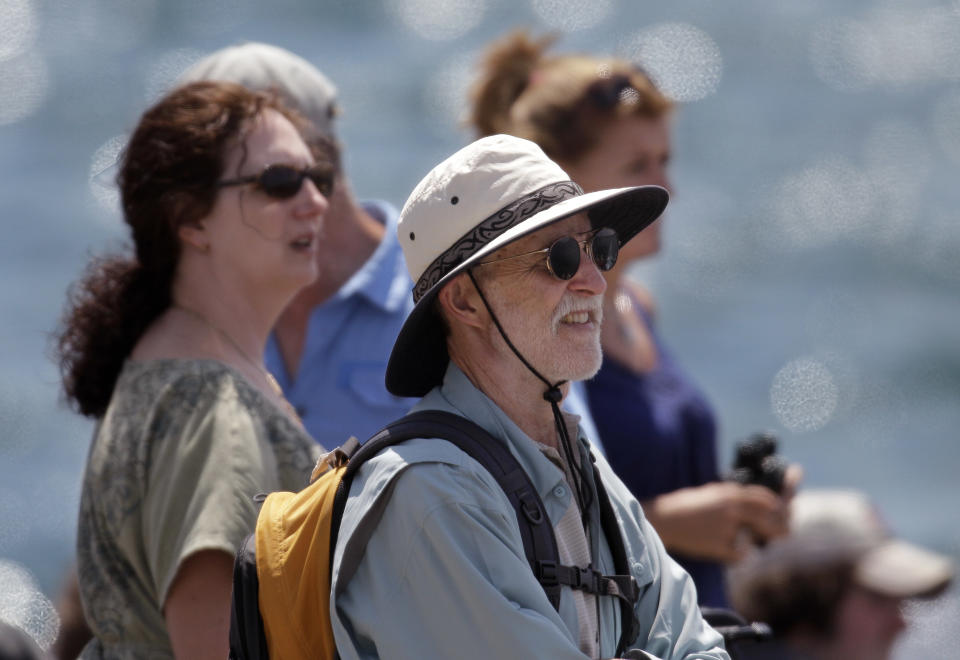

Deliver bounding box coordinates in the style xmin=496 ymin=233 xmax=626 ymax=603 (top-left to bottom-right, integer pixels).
xmin=178 ymin=222 xmax=210 ymax=253
xmin=436 ymin=274 xmax=485 ymax=329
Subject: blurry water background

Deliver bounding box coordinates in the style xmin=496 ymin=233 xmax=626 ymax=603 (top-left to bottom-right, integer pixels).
xmin=1 ymin=0 xmax=958 ymax=655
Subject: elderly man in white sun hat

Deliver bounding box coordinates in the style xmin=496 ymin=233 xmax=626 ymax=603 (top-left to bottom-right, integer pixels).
xmin=729 ymin=488 xmax=954 ymax=660
xmin=329 ymin=134 xmax=728 ymax=659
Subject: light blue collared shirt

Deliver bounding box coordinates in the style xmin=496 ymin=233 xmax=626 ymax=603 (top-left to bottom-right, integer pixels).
xmin=331 ymin=363 xmax=728 ymax=660
xmin=265 ymin=200 xmax=417 ymax=449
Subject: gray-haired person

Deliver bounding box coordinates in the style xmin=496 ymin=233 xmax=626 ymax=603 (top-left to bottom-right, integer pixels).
xmin=328 ymin=134 xmax=729 ymax=659
xmin=179 ymin=42 xmax=418 ymax=448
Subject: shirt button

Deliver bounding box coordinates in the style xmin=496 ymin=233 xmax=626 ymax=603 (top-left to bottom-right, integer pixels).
xmin=553 ymin=486 xmax=566 ymax=498
xmin=632 ymin=562 xmax=644 ymax=574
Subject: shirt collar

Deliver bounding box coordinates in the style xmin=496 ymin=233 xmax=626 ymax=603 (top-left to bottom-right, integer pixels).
xmin=335 ymin=199 xmax=410 ymax=312
xmin=416 ymin=363 xmax=586 ymax=496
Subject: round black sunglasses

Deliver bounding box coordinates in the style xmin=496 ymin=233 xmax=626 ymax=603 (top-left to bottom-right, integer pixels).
xmin=217 ymin=163 xmax=335 ymax=199
xmin=476 ymin=227 xmax=620 ymax=280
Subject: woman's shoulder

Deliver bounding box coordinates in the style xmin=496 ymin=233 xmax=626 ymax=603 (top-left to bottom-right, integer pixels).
xmin=120 ymin=356 xmax=238 ymax=381
xmin=108 ymin=359 xmax=231 ymax=415
xmin=116 ymin=358 xmax=266 ymax=409
xmin=108 ymin=358 xmax=317 ymax=478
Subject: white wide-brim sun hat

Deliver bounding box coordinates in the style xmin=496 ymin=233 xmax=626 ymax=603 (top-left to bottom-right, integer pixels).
xmin=385 ymin=134 xmax=669 ymax=397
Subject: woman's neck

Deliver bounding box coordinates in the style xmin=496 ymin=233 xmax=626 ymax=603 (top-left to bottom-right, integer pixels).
xmin=172 ymin=278 xmax=277 ymax=361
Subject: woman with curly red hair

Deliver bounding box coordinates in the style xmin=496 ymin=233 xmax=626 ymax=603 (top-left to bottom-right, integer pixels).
xmin=57 ymin=81 xmax=333 ymax=658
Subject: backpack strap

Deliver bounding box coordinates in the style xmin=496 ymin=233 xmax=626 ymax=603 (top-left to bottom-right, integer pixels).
xmin=328 ymin=410 xmax=641 ymax=655
xmin=228 ymin=534 xmax=269 ymax=660
xmin=592 ymin=462 xmax=642 ymax=656
xmin=328 ymin=410 xmax=562 ymax=606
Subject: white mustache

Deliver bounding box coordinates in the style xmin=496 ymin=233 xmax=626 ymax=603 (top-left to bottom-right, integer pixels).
xmin=551 ymin=295 xmax=603 ymax=334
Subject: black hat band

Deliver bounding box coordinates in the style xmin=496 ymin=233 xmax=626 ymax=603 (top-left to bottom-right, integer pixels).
xmin=412 ymin=180 xmax=583 ymax=303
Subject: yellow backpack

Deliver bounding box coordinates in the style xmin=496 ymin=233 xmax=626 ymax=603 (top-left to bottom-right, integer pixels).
xmin=256 ymin=455 xmax=346 ymax=659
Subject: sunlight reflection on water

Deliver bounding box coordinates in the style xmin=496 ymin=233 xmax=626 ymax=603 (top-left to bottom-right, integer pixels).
xmin=88 ymin=135 xmax=127 ymax=221
xmin=620 ymin=23 xmax=722 ymax=103
xmin=385 ymin=0 xmax=486 ymax=42
xmin=770 ymin=356 xmax=839 ymax=432
xmin=0 ymin=0 xmax=37 ymax=63
xmin=0 ymin=560 xmax=59 ymax=651
xmin=0 ymin=52 xmax=48 ymax=125
xmin=530 ymin=0 xmax=612 ymax=32
xmin=811 ymin=7 xmax=960 ymax=92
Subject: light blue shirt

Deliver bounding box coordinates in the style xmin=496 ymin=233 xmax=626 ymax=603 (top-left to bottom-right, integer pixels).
xmin=331 ymin=363 xmax=728 ymax=660
xmin=265 ymin=200 xmax=418 ymax=449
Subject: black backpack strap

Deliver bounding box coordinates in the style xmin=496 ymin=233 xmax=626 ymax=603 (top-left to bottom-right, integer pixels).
xmin=228 ymin=534 xmax=269 ymax=660
xmin=328 ymin=410 xmax=562 ymax=607
xmin=593 ymin=462 xmax=642 ymax=656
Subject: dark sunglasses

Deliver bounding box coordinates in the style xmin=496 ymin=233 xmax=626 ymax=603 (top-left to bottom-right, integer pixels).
xmin=217 ymin=163 xmax=335 ymax=199
xmin=476 ymin=227 xmax=620 ymax=280
xmin=585 ymin=73 xmax=636 ymax=109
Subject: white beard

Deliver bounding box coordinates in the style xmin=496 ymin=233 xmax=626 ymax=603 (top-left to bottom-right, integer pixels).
xmin=494 ymin=292 xmax=604 ymax=384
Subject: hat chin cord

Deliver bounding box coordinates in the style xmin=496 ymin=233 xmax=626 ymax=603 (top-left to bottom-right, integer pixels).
xmin=466 ymin=271 xmax=594 ymax=524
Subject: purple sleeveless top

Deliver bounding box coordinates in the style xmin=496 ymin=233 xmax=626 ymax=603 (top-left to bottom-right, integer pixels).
xmin=584 ymin=296 xmax=727 ymax=607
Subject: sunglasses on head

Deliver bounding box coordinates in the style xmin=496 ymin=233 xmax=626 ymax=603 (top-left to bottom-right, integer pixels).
xmin=217 ymin=163 xmax=335 ymax=199
xmin=586 ymin=73 xmax=635 ymax=109
xmin=476 ymin=227 xmax=620 ymax=280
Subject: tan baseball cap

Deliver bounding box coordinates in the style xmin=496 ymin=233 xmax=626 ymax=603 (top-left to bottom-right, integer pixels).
xmin=788 ymin=489 xmax=953 ymax=599
xmin=739 ymin=489 xmax=954 ymax=600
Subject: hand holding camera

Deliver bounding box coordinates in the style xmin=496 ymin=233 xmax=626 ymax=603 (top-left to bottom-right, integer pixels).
xmin=728 ymin=432 xmax=788 ymax=495
xmin=726 ymin=432 xmax=803 ymax=548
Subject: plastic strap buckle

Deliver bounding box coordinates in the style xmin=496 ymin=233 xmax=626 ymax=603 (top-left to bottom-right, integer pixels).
xmin=537 ymin=561 xmax=559 ymax=587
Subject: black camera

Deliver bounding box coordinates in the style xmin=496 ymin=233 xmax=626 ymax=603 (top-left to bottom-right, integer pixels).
xmin=728 ymin=432 xmax=787 ymax=495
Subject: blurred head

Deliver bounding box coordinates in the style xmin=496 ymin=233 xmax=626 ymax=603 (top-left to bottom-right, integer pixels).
xmin=469 ymin=30 xmax=674 ymax=261
xmin=180 ymin=42 xmax=340 ymax=146
xmin=383 ymin=134 xmax=668 ymax=397
xmin=729 ymin=489 xmax=954 ymax=660
xmin=58 ymin=80 xmax=331 ymax=418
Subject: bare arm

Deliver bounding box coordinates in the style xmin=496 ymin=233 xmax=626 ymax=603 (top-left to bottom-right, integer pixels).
xmin=641 ymin=481 xmax=790 ymax=563
xmin=164 ymin=549 xmax=234 ymax=660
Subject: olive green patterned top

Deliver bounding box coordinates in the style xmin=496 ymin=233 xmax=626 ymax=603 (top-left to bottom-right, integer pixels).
xmin=77 ymin=359 xmax=321 ymax=659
